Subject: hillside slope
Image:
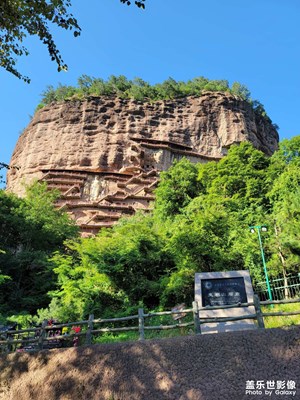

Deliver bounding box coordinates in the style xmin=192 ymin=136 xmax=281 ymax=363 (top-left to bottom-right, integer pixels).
xmin=1 ymin=326 xmax=299 ymax=400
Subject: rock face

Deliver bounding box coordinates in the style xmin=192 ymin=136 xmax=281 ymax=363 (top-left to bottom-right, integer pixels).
xmin=7 ymin=91 xmax=279 ymax=235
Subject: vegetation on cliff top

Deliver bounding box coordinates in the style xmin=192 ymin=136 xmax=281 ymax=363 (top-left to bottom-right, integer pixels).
xmin=37 ymin=75 xmax=274 ymax=124
xmin=1 ymin=137 xmax=300 ymax=325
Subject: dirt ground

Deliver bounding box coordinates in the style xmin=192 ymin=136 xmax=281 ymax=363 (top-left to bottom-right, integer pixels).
xmin=0 ymin=326 xmax=299 ymax=400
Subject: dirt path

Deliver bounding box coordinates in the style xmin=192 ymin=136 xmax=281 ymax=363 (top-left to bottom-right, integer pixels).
xmin=1 ymin=326 xmax=299 ymax=400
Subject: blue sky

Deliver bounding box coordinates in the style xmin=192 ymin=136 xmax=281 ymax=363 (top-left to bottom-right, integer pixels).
xmin=1 ymin=0 xmax=299 ymax=184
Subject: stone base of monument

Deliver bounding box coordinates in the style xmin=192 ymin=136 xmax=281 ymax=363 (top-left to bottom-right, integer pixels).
xmin=200 ymin=312 xmax=256 ymax=334
xmin=195 ymin=270 xmax=257 ymax=334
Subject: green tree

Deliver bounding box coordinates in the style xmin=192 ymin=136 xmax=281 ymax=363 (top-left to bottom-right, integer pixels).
xmin=0 ymin=0 xmax=81 ymax=83
xmin=231 ymin=81 xmax=251 ymax=100
xmin=5 ymin=136 xmax=300 ymax=322
xmin=204 ymin=142 xmax=270 ymax=220
xmin=160 ymin=202 xmax=243 ymax=305
xmin=0 ymin=250 xmax=10 ymax=285
xmin=154 ymin=77 xmax=184 ymax=100
xmin=120 ymin=0 xmax=146 ymax=8
xmin=46 ymin=244 xmax=125 ymax=321
xmin=263 ymin=137 xmax=300 ymax=286
xmin=154 ymin=158 xmax=201 ymax=219
xmin=268 ymin=136 xmax=300 ymax=180
xmin=154 ymin=142 xmax=274 ymax=304
xmin=160 ymin=138 xmax=300 ymax=298
xmin=266 ymin=161 xmax=300 ymax=288
xmin=0 ymin=162 xmax=14 ymax=184
xmin=44 ymin=213 xmax=174 ymax=321
xmin=0 ymin=0 xmax=145 ymax=82
xmin=0 ymin=182 xmax=78 ymax=316
xmin=203 ymin=79 xmax=229 ymax=92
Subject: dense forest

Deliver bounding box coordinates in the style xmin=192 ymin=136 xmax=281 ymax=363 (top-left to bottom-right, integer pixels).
xmin=1 ymin=137 xmax=300 ymax=326
xmin=37 ymin=75 xmax=274 ymax=125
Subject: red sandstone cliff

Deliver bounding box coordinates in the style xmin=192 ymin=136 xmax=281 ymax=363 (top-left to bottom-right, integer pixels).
xmin=7 ymin=91 xmax=279 ymax=235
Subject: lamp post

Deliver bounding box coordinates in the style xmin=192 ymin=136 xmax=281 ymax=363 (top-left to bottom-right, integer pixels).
xmin=249 ymin=225 xmax=273 ymax=301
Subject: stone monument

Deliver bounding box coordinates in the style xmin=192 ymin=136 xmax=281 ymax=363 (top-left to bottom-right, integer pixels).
xmin=195 ymin=270 xmax=256 ymax=334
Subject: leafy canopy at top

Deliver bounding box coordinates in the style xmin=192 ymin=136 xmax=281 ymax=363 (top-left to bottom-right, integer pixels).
xmin=0 ymin=0 xmax=145 ymax=83
xmin=120 ymin=0 xmax=146 ymax=8
xmin=0 ymin=0 xmax=81 ymax=83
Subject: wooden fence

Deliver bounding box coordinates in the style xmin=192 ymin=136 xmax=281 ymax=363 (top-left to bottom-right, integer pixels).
xmin=1 ymin=295 xmax=300 ymax=354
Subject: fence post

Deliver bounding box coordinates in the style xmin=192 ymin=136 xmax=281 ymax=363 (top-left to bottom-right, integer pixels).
xmin=138 ymin=308 xmax=145 ymax=340
xmin=38 ymin=319 xmax=48 ymax=350
xmin=6 ymin=333 xmax=13 ymax=353
xmin=85 ymin=314 xmax=94 ymax=345
xmin=254 ymin=294 xmax=265 ymax=329
xmin=192 ymin=301 xmax=201 ymax=334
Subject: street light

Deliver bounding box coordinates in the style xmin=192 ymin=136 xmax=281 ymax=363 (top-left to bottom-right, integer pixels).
xmin=249 ymin=225 xmax=273 ymax=301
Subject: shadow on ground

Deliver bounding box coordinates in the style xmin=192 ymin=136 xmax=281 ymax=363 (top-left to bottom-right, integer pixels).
xmin=1 ymin=326 xmax=300 ymax=400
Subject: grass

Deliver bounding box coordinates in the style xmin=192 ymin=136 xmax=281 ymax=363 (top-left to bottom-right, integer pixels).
xmin=262 ymin=303 xmax=300 ymax=329
xmin=93 ymin=312 xmax=194 ymax=345
xmin=92 ymin=304 xmax=300 ymax=345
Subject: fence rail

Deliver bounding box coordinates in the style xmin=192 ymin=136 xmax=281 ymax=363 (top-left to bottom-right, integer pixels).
xmin=1 ymin=296 xmax=300 ymax=354
xmin=255 ymin=274 xmax=300 ymax=301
